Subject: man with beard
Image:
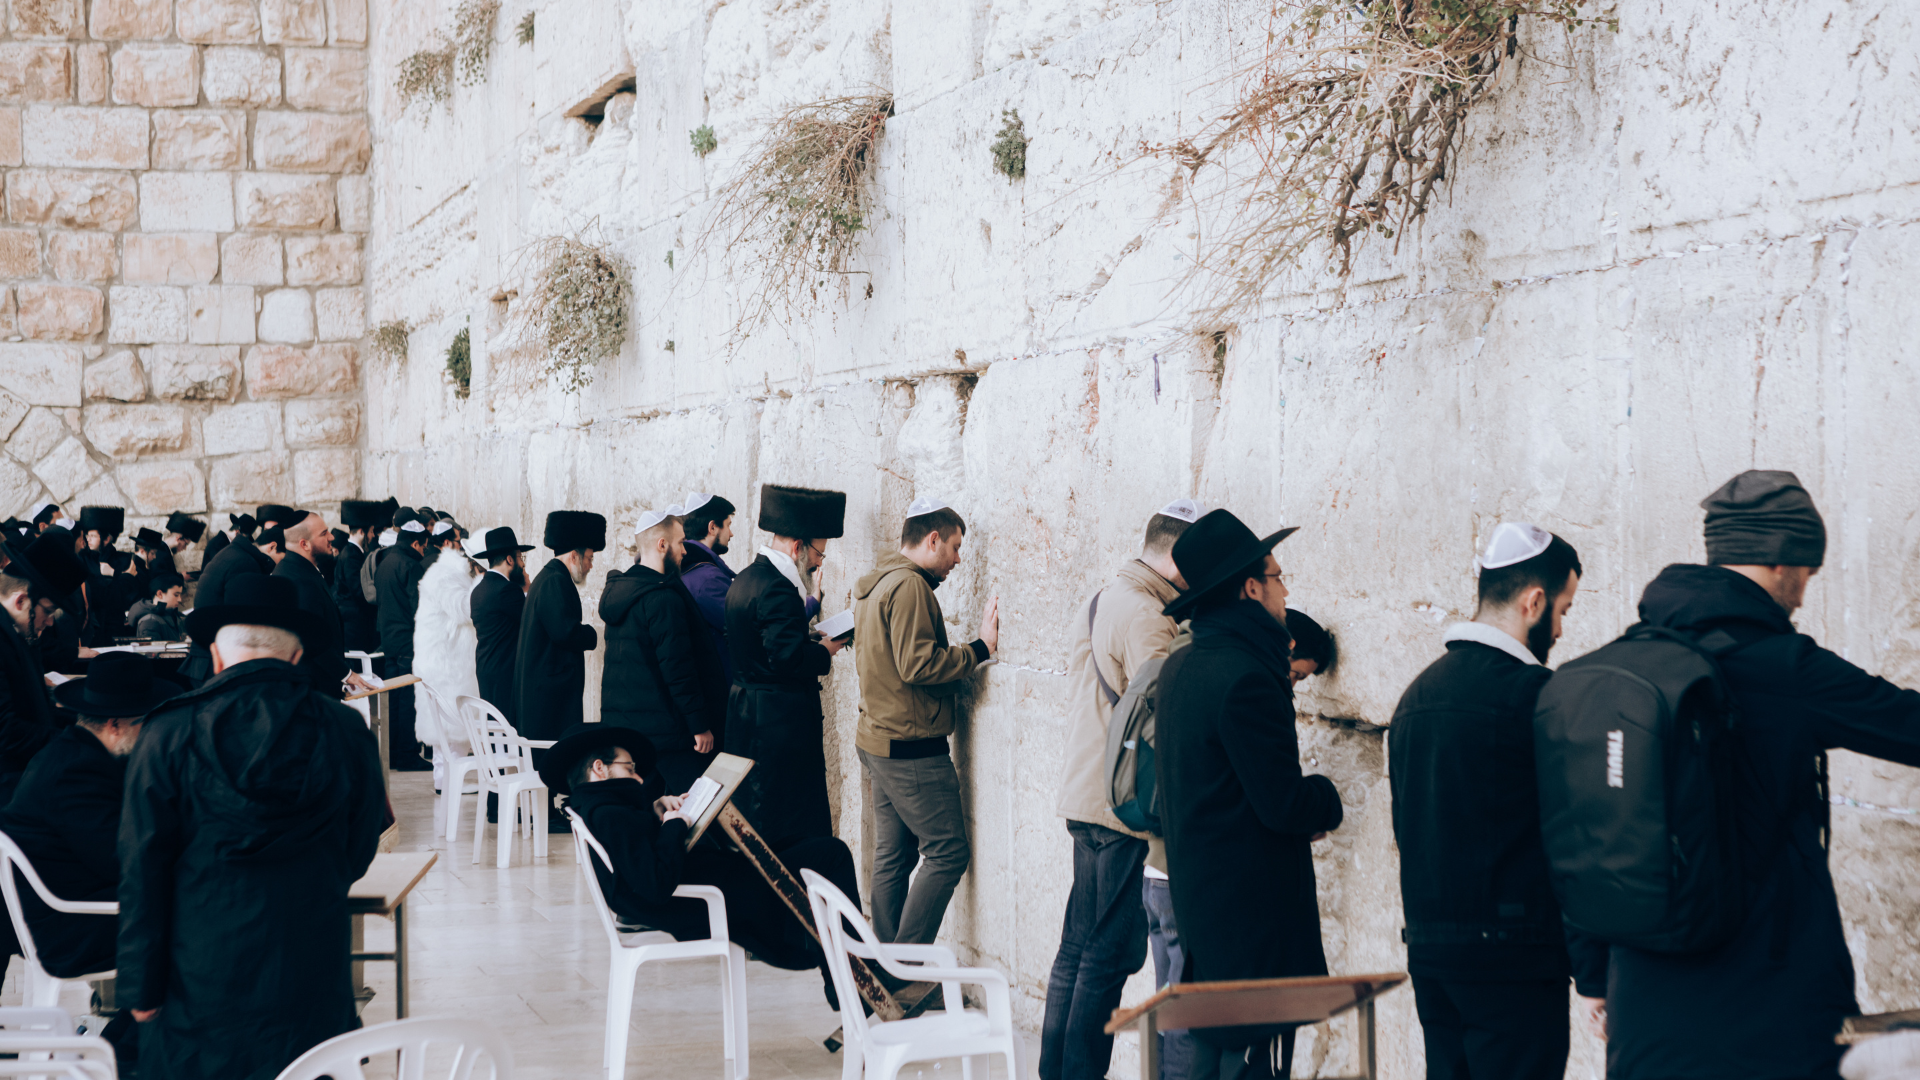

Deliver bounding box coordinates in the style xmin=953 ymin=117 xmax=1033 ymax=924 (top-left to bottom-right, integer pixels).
xmin=1389 ymin=524 xmax=1595 ymax=1080
xmin=333 ymin=499 xmax=389 ymax=653
xmin=277 ymin=511 xmax=356 ymax=700
xmin=601 ymin=507 xmax=727 ymax=795
xmin=471 ymin=526 xmax=533 ymax=722
xmin=678 ymin=493 xmax=738 ymax=680
xmin=376 ymin=509 xmax=433 ymax=770
xmin=0 ymin=526 xmax=85 ymax=802
xmin=180 ymin=513 xmax=276 ymax=685
xmin=516 ymin=511 xmax=604 ymax=831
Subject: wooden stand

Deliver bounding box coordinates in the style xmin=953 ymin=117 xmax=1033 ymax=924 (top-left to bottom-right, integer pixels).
xmin=1104 ymin=973 xmax=1407 ymax=1080
xmin=343 ymin=674 xmax=421 ymax=792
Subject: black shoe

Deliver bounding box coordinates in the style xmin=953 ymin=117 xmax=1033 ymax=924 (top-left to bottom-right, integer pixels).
xmin=390 ymin=757 xmax=433 ymax=772
xmin=547 ymin=814 xmax=572 ymax=833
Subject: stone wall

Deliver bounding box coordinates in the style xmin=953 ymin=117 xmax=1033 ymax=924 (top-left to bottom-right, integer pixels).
xmin=0 ymin=0 xmax=370 ymax=553
xmin=361 ymin=0 xmax=1919 ymax=1076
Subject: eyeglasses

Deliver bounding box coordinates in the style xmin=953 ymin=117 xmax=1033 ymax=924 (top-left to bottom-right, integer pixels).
xmin=1261 ymin=570 xmax=1287 ymax=585
xmin=606 ymin=756 xmax=638 ymax=776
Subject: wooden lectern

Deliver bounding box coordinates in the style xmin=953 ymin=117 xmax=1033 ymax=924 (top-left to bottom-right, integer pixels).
xmin=1105 ymin=973 xmax=1407 ymax=1080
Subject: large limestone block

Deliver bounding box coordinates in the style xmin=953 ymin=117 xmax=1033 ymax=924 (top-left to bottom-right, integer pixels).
xmin=152 ymin=110 xmax=247 ymax=170
xmin=293 ymin=448 xmax=354 ymax=502
xmin=336 ymin=175 xmax=368 ymax=232
xmin=175 ymin=0 xmax=259 ymax=43
xmin=6 ymin=406 xmax=68 ymax=462
xmin=202 ymin=48 xmax=279 ymax=107
xmin=0 ymin=230 xmax=38 ymax=277
xmin=313 ymin=286 xmax=362 ymax=340
xmin=243 ymin=342 xmax=354 ymax=398
xmin=89 ymin=0 xmax=173 ymax=40
xmin=11 ymin=0 xmax=84 ymax=39
xmin=261 ymin=0 xmax=325 ymax=45
xmin=74 ymin=43 xmax=106 ymax=103
xmin=47 ymin=232 xmax=116 ymax=281
xmin=0 ymin=344 xmax=83 ymax=406
xmin=185 ymin=284 xmax=255 ymax=344
xmin=0 ymin=45 xmax=72 ymax=102
xmin=285 ymin=234 xmax=359 ymax=285
xmin=325 ymin=0 xmax=364 ymax=45
xmin=257 ymin=288 xmax=313 ymax=343
xmin=22 ymin=107 xmax=150 ymax=169
xmin=0 ymin=107 xmax=20 ymax=164
xmin=116 ymin=458 xmax=203 ymax=512
xmin=33 ymin=436 xmax=97 ymax=499
xmin=0 ymin=390 xmax=31 ymax=441
xmin=145 ymin=343 xmax=241 ymax=401
xmin=0 ymin=458 xmax=36 ymax=519
xmin=16 ymin=283 xmax=104 ymax=340
xmin=107 ymin=285 xmax=188 ymax=344
xmin=253 ymin=113 xmax=370 ymax=173
xmin=200 ymin=401 xmax=275 ymax=455
xmin=139 ymin=172 xmax=235 ymax=232
xmin=83 ymin=351 xmax=146 ymax=402
xmin=5 ymin=169 xmax=137 ymax=229
xmin=122 ymin=232 xmax=219 ymax=284
xmin=85 ymin=402 xmax=193 ymax=459
xmin=220 ymin=233 xmax=281 ymax=284
xmin=236 ymin=173 xmax=334 ymax=230
xmin=111 ymin=45 xmax=199 ymax=107
xmin=285 ymin=48 xmax=365 ymax=111
xmin=209 ymin=450 xmax=290 ymax=504
xmin=284 ymin=398 xmax=357 ymax=447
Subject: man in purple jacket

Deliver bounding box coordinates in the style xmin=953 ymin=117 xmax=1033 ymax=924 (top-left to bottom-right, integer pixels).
xmin=677 ymin=493 xmax=738 ymax=681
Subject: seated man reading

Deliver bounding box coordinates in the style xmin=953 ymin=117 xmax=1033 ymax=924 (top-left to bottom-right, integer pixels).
xmin=541 ymin=724 xmax=866 ymax=1007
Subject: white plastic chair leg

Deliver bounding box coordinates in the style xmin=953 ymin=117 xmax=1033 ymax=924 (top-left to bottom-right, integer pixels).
xmin=472 ymin=783 xmax=488 ymax=865
xmin=24 ymin=968 xmax=58 ymax=1010
xmin=496 ymin=794 xmax=515 ymax=869
xmin=729 ymin=944 xmax=750 ymax=1078
xmin=533 ymin=793 xmax=549 ymax=860
xmin=604 ymin=958 xmax=637 ymax=1079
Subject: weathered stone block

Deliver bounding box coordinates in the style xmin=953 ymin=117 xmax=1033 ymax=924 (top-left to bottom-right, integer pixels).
xmin=284 ymin=48 xmax=364 ymax=111
xmin=0 ymin=45 xmax=73 ymax=102
xmin=7 ymin=406 xmax=67 ymax=461
xmin=176 ymin=0 xmax=258 ymax=43
xmin=325 ymin=0 xmax=365 ymax=44
xmin=256 ymin=288 xmax=313 ymax=343
xmin=200 ymin=401 xmax=274 ymax=455
xmin=23 ymin=107 xmax=149 ymax=169
xmin=219 ymin=233 xmax=281 ymax=285
xmin=89 ymin=0 xmax=172 ymax=40
xmin=185 ymin=284 xmax=253 ymax=344
xmin=152 ymin=110 xmax=245 ymax=170
xmin=47 ymin=232 xmax=116 ymax=281
xmin=83 ymin=350 xmax=145 ymax=402
xmin=261 ymin=0 xmax=325 ymax=44
xmin=145 ymin=343 xmax=240 ymax=400
xmin=0 ymin=290 xmax=15 ymax=339
xmin=243 ymin=342 xmax=353 ymax=398
xmin=6 ymin=170 xmax=137 ymax=229
xmin=285 ymin=234 xmax=359 ymax=285
xmin=85 ymin=402 xmax=191 ymax=459
xmin=123 ymin=232 xmax=218 ymax=284
xmin=201 ymin=48 xmax=278 ymax=107
xmin=0 ymin=108 xmax=20 ymax=165
xmin=11 ymin=0 xmax=84 ymax=39
xmin=293 ymin=447 xmax=354 ymax=502
xmin=33 ymin=435 xmax=97 ymax=499
xmin=235 ymin=173 xmax=333 ymax=230
xmin=0 ymin=458 xmax=34 ymax=518
xmin=284 ymin=398 xmax=357 ymax=448
xmin=253 ymin=113 xmax=369 ymax=174
xmin=117 ymin=459 xmax=202 ymax=512
xmin=209 ymin=450 xmax=289 ymax=505
xmin=16 ymin=283 xmax=103 ymax=340
xmin=74 ymin=44 xmax=106 ymax=104
xmin=139 ymin=172 xmax=234 ymax=232
xmin=0 ymin=230 xmax=38 ymax=277
xmin=314 ymin=287 xmax=362 ymax=341
xmin=111 ymin=45 xmax=198 ymax=107
xmin=336 ymin=174 xmax=368 ymax=232
xmin=0 ymin=389 xmax=29 ymax=441
xmin=107 ymin=286 xmax=187 ymax=344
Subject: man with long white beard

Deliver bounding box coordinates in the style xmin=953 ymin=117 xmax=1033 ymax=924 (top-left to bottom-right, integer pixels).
xmin=515 ymin=511 xmax=604 ymax=830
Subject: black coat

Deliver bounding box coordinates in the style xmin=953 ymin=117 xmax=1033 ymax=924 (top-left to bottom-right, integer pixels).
xmin=374 ymin=543 xmax=425 ymax=660
xmin=118 ymin=658 xmax=385 ymax=1080
xmin=470 ymin=570 xmax=524 ymax=721
xmin=1157 ymin=599 xmax=1344 ymax=1047
xmin=331 ymin=539 xmax=378 ymax=654
xmin=274 ymin=552 xmax=348 ymax=699
xmin=1 ymin=725 xmax=125 ymax=977
xmin=0 ymin=617 xmax=56 ymax=799
xmin=723 ymin=557 xmax=832 ymax=844
xmin=81 ymin=548 xmax=135 ymax=647
xmin=514 ymin=559 xmax=597 ymax=740
xmin=600 ymin=564 xmax=726 ymax=752
xmin=180 ymin=539 xmax=272 ymax=685
xmin=1605 ymin=565 xmax=1920 ymax=1080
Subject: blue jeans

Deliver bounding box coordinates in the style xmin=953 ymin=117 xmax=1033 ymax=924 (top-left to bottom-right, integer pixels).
xmin=1041 ymin=822 xmax=1149 ymax=1080
xmin=1144 ymin=876 xmax=1200 ymax=1080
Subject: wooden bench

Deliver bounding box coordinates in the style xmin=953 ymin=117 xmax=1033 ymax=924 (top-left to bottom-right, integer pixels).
xmin=1104 ymin=973 xmax=1407 ymax=1080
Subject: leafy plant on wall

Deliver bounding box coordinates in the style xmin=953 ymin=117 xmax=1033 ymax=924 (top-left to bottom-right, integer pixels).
xmin=446 ymin=326 xmax=472 ymax=398
xmin=395 ymin=0 xmax=501 ymax=114
xmin=990 ymin=109 xmax=1028 ymax=180
xmin=371 ymin=320 xmax=411 ymax=364
xmin=514 ymin=234 xmax=634 ymax=394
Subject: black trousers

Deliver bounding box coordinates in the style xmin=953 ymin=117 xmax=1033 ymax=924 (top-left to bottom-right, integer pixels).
xmin=383 ymin=654 xmax=423 ymax=765
xmin=1190 ymin=1032 xmax=1297 ymax=1080
xmin=1411 ymin=977 xmax=1569 ymax=1080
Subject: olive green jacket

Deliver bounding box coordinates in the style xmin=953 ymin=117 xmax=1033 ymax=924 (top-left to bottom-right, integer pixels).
xmin=852 ymin=552 xmax=987 ymax=757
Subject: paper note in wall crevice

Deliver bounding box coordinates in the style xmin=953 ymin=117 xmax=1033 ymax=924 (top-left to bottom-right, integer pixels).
xmin=816 ymin=609 xmax=856 ymax=641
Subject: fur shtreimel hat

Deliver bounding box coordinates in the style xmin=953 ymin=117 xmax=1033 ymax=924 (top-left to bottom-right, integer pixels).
xmin=544 ymin=511 xmax=607 ymax=553
xmin=339 ymin=499 xmax=392 ymax=529
xmin=77 ymin=506 xmax=124 ymax=536
xmin=758 ymin=485 xmax=846 ymax=540
xmin=164 ymin=511 xmax=206 ymax=543
xmin=255 ymin=504 xmax=298 ymax=528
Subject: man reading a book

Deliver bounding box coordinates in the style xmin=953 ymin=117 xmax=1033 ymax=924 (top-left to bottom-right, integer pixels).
xmin=543 ymin=723 xmax=865 ymax=1006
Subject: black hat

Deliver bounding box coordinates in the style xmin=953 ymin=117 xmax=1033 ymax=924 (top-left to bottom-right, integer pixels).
xmin=1700 ymin=470 xmax=1827 ymax=568
xmin=1162 ymin=509 xmax=1298 ymax=619
xmin=538 ymin=723 xmax=658 ymax=797
xmin=257 ymin=525 xmax=286 ymax=549
xmin=255 ymin=504 xmax=298 ymax=528
xmin=544 ymin=511 xmax=607 ymax=553
xmin=53 ymin=652 xmax=183 ymax=718
xmin=165 ymin=512 xmax=206 ymax=543
xmin=329 ymin=527 xmax=349 ymax=550
xmin=477 ymin=526 xmax=535 ymax=560
xmin=184 ymin=572 xmax=322 ymax=648
xmin=77 ymin=506 xmax=124 ymax=535
xmin=417 ymin=505 xmax=438 ymax=520
xmin=229 ymin=512 xmax=257 ymax=534
xmin=3 ymin=526 xmax=87 ymax=598
xmin=758 ymin=484 xmax=846 ymax=540
xmin=339 ymin=499 xmax=390 ymax=529
xmin=132 ymin=527 xmax=165 ymax=551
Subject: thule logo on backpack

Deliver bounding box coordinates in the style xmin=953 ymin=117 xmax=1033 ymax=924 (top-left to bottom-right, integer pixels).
xmin=1606 ymin=730 xmax=1625 ymax=788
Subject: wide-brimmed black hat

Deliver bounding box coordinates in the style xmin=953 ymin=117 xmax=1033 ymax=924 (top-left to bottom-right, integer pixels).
xmin=4 ymin=526 xmax=87 ymax=598
xmin=184 ymin=572 xmax=322 ymax=648
xmin=477 ymin=526 xmax=535 ymax=559
xmin=77 ymin=506 xmax=124 ymax=535
xmin=255 ymin=504 xmax=298 ymax=528
xmin=165 ymin=512 xmax=206 ymax=543
xmin=228 ymin=512 xmax=257 ymax=533
xmin=1163 ymin=509 xmax=1299 ymax=619
xmin=758 ymin=484 xmax=846 ymax=540
xmin=339 ymin=499 xmax=390 ymax=530
xmin=538 ymin=723 xmax=658 ymax=796
xmin=544 ymin=511 xmax=607 ymax=553
xmin=132 ymin=527 xmax=165 ymax=551
xmin=53 ymin=651 xmax=184 ymax=718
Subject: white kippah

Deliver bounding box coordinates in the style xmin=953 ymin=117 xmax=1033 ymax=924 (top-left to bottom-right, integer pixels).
xmin=53 ymin=515 xmax=75 ymax=530
xmin=430 ymin=520 xmax=455 ymax=536
xmin=634 ymin=505 xmax=687 ymax=535
xmin=681 ymin=492 xmax=714 ymax=515
xmin=378 ymin=529 xmax=397 ymax=547
xmin=906 ymin=496 xmax=950 ymax=518
xmin=399 ymin=520 xmax=427 ymax=534
xmin=1476 ymin=522 xmax=1552 ymax=572
xmin=1157 ymin=498 xmax=1205 ymax=523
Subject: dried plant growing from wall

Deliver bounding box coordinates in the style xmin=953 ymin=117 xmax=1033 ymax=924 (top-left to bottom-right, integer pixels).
xmin=395 ymin=45 xmax=454 ymax=112
xmin=697 ymin=93 xmax=893 ymax=338
xmin=1146 ymin=0 xmax=1607 ymax=312
xmin=690 ymin=124 xmax=718 ymax=156
xmin=372 ymin=320 xmax=411 ymax=364
xmin=990 ymin=109 xmax=1028 ymax=180
xmin=515 ymin=10 xmax=534 ymax=45
xmin=515 ymin=235 xmax=633 ymax=393
xmin=446 ymin=326 xmax=472 ymax=398
xmin=453 ymin=0 xmax=499 ymax=86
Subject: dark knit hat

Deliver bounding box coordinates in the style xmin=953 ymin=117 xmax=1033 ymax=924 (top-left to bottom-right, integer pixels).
xmin=339 ymin=499 xmax=391 ymax=529
xmin=757 ymin=485 xmax=846 ymax=540
xmin=77 ymin=506 xmax=124 ymax=535
xmin=544 ymin=511 xmax=607 ymax=553
xmin=165 ymin=512 xmax=206 ymax=543
xmin=1700 ymin=470 xmax=1826 ymax=568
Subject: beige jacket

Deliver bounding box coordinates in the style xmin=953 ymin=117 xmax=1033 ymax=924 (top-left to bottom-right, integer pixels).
xmin=852 ymin=552 xmax=986 ymax=757
xmin=1057 ymin=559 xmax=1181 ymax=835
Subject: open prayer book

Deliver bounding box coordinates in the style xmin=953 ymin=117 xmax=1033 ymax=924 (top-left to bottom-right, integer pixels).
xmin=815 ymin=609 xmax=856 ymax=641
xmin=682 ymin=752 xmax=753 ymax=849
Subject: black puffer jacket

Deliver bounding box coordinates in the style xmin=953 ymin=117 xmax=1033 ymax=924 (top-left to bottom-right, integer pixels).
xmin=374 ymin=543 xmax=425 ymax=659
xmin=599 ymin=564 xmax=726 ymax=752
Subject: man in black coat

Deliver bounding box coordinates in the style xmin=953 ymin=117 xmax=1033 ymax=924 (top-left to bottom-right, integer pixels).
xmin=77 ymin=505 xmax=134 ymax=646
xmin=332 ymin=499 xmax=388 ymax=654
xmin=178 ymin=518 xmax=277 ymax=686
xmin=276 ymin=511 xmax=353 ymax=700
xmin=724 ymin=484 xmax=846 ymax=847
xmin=514 ymin=511 xmax=604 ymax=740
xmin=471 ymin=526 xmax=532 ymax=722
xmin=600 ymin=509 xmax=726 ymax=795
xmin=1601 ymin=471 xmax=1920 ymax=1080
xmin=376 ymin=510 xmax=432 ymax=770
xmin=119 ymin=573 xmax=386 ymax=1080
xmin=0 ymin=526 xmax=84 ymax=802
xmin=1390 ymin=524 xmax=1600 ymax=1080
xmin=1156 ymin=510 xmax=1344 ymax=1080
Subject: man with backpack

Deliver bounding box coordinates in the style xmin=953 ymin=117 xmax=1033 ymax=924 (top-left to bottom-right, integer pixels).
xmin=1042 ymin=498 xmax=1197 ymax=1080
xmin=1389 ymin=523 xmax=1601 ymax=1080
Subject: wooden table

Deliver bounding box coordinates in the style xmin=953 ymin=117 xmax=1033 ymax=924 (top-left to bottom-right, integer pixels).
xmin=343 ymin=667 xmax=417 ymax=789
xmin=349 ymin=851 xmax=436 ymax=1019
xmin=1104 ymin=973 xmax=1407 ymax=1080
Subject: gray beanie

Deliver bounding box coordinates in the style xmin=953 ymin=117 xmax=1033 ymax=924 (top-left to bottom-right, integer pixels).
xmin=1700 ymin=470 xmax=1826 ymax=568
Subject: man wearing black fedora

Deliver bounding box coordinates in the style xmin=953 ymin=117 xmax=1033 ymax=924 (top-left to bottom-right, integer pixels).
xmin=332 ymin=498 xmax=393 ymax=654
xmin=515 ymin=511 xmax=605 ymax=745
xmin=77 ymin=505 xmax=134 ymax=647
xmin=724 ymin=484 xmax=848 ymax=846
xmin=0 ymin=525 xmax=87 ymax=802
xmin=1155 ymin=509 xmax=1345 ymax=1080
xmin=180 ymin=510 xmax=278 ymax=686
xmin=376 ymin=509 xmax=434 ymax=770
xmin=470 ymin=525 xmax=533 ymax=723
xmin=118 ymin=572 xmax=385 ymax=1080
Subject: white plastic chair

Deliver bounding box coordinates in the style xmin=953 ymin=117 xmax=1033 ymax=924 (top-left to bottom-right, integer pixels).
xmin=0 ymin=832 xmax=115 ymax=1009
xmin=566 ymin=808 xmax=748 ymax=1080
xmin=0 ymin=1031 xmax=115 ymax=1080
xmin=416 ymin=681 xmax=480 ymax=845
xmin=272 ymin=1017 xmax=512 ymax=1080
xmin=456 ymin=696 xmax=549 ymax=868
xmin=802 ymin=869 xmax=1023 ymax=1080
xmin=0 ymin=1007 xmax=74 ymax=1034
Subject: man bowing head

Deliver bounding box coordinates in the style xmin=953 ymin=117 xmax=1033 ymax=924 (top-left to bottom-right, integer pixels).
xmin=516 ymin=511 xmax=605 ymax=748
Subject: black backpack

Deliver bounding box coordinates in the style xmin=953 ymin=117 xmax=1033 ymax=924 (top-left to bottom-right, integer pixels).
xmin=1533 ymin=623 xmax=1750 ymax=953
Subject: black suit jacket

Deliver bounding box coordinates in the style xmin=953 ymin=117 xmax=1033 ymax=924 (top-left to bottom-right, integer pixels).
xmin=0 ymin=617 xmax=55 ymax=798
xmin=274 ymin=553 xmax=348 ymax=699
xmin=181 ymin=539 xmax=273 ymax=685
xmin=1 ymin=725 xmax=123 ymax=977
xmin=470 ymin=570 xmax=524 ymax=721
xmin=513 ymin=560 xmax=596 ymax=739
xmin=331 ymin=540 xmax=378 ymax=653
xmin=374 ymin=544 xmax=425 ymax=659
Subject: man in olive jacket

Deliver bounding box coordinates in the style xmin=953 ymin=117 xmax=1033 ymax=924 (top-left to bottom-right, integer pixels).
xmin=852 ymin=498 xmax=998 ymax=945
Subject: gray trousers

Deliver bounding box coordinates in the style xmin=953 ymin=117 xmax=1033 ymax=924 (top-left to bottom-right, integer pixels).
xmin=859 ymin=748 xmax=971 ymax=944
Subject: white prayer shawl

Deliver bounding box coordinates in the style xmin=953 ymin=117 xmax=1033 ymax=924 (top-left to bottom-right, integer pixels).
xmin=412 ymin=553 xmax=481 ymax=752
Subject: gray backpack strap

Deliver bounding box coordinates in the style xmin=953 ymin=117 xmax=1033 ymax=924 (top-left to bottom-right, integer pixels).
xmin=1089 ymin=591 xmax=1121 ymax=708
